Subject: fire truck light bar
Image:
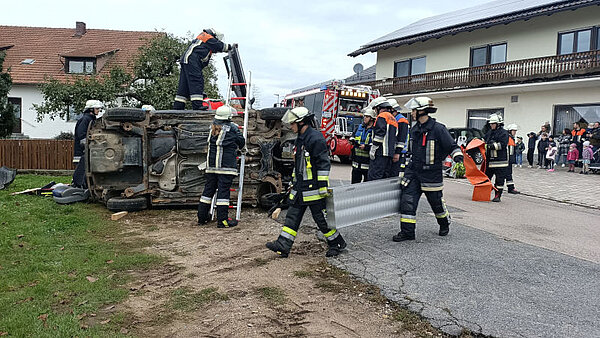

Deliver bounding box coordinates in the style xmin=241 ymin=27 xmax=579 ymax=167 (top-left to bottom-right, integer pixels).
xmin=340 ymin=91 xmax=367 ymax=98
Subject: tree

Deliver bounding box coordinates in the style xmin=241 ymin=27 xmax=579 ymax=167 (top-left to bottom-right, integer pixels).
xmin=34 ymin=32 xmax=222 ymax=120
xmin=0 ymin=51 xmax=16 ymax=138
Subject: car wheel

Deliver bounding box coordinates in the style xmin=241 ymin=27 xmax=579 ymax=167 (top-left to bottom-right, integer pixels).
xmin=259 ymin=107 xmax=288 ymax=121
xmin=105 ymin=108 xmax=146 ymax=122
xmin=473 ymin=151 xmax=484 ymax=165
xmin=106 ymin=196 xmax=148 ymax=212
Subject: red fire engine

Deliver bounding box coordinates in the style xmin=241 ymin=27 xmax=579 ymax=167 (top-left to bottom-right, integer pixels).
xmin=283 ymin=80 xmax=380 ymax=162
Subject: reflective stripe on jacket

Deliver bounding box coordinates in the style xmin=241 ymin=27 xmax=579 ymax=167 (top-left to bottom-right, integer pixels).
xmin=290 ymin=127 xmax=331 ymax=205
xmin=484 ymin=127 xmax=509 ymax=168
xmin=372 ymin=112 xmax=398 ymax=157
xmin=395 ymin=114 xmax=410 ymax=154
xmin=206 ymin=120 xmax=245 ymax=175
xmin=351 ymin=123 xmax=372 ymax=169
xmin=181 ymin=33 xmax=231 ymax=66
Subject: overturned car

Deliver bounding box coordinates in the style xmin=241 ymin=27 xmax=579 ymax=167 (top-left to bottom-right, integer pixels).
xmin=86 ymin=107 xmax=294 ymax=211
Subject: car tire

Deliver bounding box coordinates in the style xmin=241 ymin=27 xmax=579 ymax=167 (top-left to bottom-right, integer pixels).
xmin=105 ymin=108 xmax=146 ymax=122
xmin=106 ymin=196 xmax=148 ymax=212
xmin=259 ymin=107 xmax=288 ymax=121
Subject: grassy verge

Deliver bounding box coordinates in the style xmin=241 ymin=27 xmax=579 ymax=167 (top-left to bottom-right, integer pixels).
xmin=0 ymin=175 xmax=163 ymax=336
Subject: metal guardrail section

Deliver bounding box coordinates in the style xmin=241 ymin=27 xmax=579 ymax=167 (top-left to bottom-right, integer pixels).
xmin=326 ymin=177 xmax=401 ymax=229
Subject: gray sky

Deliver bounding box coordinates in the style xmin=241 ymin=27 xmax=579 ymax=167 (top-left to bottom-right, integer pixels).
xmin=2 ymin=0 xmax=491 ymax=108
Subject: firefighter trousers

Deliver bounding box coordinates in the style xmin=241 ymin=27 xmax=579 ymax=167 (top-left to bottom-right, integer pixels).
xmin=399 ymin=177 xmax=450 ymax=236
xmin=351 ymin=167 xmax=368 ymax=184
xmin=173 ymin=63 xmax=206 ymax=110
xmin=367 ymin=156 xmax=392 ymax=181
xmin=197 ymin=173 xmax=234 ymax=222
xmin=485 ymin=166 xmax=507 ymax=193
xmin=389 ymin=156 xmax=407 ymax=178
xmin=72 ymin=157 xmax=87 ymax=189
xmin=505 ymin=165 xmax=516 ymax=191
xmin=279 ymin=199 xmax=340 ymax=245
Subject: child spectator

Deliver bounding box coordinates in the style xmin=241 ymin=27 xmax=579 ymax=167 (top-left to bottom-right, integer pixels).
xmin=515 ymin=136 xmax=525 ymax=167
xmin=567 ymin=143 xmax=579 ymax=172
xmin=580 ymin=141 xmax=594 ymax=174
xmin=527 ymin=132 xmax=536 ymax=167
xmin=556 ymin=128 xmax=572 ymax=168
xmin=546 ymin=141 xmax=557 ymax=172
xmin=537 ymin=133 xmax=549 ymax=169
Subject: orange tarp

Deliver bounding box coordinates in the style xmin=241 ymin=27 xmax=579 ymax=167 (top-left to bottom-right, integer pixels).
xmin=462 ymin=139 xmax=495 ymax=202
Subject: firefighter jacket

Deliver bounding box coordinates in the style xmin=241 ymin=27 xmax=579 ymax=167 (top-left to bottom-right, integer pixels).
xmin=405 ymin=117 xmax=461 ymax=189
xmin=180 ymin=32 xmax=232 ymax=68
xmin=73 ymin=112 xmax=96 ymax=161
xmin=372 ymin=112 xmax=398 ymax=157
xmin=351 ymin=123 xmax=372 ymax=170
xmin=289 ymin=127 xmax=331 ymax=205
xmin=508 ymin=135 xmax=516 ymax=164
xmin=206 ymin=120 xmax=245 ymax=175
xmin=395 ymin=113 xmax=410 ymax=155
xmin=484 ymin=127 xmax=510 ymax=168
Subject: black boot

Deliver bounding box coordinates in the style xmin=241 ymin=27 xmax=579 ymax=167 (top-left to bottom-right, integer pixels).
xmin=492 ymin=189 xmax=502 ymax=202
xmin=507 ymin=185 xmax=520 ymax=194
xmin=325 ymin=235 xmax=347 ymax=257
xmin=266 ymin=236 xmax=293 ymax=258
xmin=393 ymin=232 xmax=415 ymax=242
xmin=438 ymin=214 xmax=450 ymax=236
xmin=217 ymin=218 xmax=238 ymax=228
xmin=197 ymin=202 xmax=210 ymax=226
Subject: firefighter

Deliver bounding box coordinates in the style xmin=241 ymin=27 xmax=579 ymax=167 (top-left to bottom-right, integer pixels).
xmin=72 ymin=99 xmax=103 ymax=189
xmin=173 ymin=29 xmax=236 ymax=110
xmin=505 ymin=123 xmax=520 ymax=194
xmin=197 ymin=105 xmax=246 ymax=228
xmin=394 ymin=97 xmax=463 ymax=242
xmin=350 ymin=107 xmax=376 ymax=183
xmin=484 ymin=114 xmax=510 ymax=202
xmin=388 ymin=98 xmax=410 ymax=177
xmin=266 ymin=107 xmax=346 ymax=257
xmin=367 ymin=97 xmax=398 ymax=181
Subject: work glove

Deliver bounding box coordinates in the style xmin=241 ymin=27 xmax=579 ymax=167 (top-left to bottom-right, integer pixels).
xmin=454 ymin=155 xmax=464 ymax=163
xmin=369 ymin=145 xmax=378 ymax=160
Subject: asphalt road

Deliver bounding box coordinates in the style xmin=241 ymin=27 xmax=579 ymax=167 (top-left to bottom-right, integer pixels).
xmin=326 ymin=162 xmax=600 ymax=337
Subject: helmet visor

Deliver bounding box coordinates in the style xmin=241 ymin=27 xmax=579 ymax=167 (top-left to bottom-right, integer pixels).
xmin=404 ymin=98 xmax=420 ymax=111
xmin=281 ymin=109 xmax=299 ymax=125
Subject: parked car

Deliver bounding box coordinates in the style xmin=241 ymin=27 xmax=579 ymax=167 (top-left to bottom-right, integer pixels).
xmin=86 ymin=107 xmax=293 ymax=212
xmin=448 ymin=127 xmax=485 ymax=164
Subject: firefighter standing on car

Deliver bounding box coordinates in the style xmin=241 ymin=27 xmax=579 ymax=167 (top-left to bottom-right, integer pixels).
xmin=367 ymin=97 xmax=398 ymax=181
xmin=505 ymin=123 xmax=521 ymax=194
xmin=173 ymin=29 xmax=236 ymax=110
xmin=387 ymin=98 xmax=410 ymax=177
xmin=394 ymin=97 xmax=463 ymax=242
xmin=266 ymin=107 xmax=346 ymax=257
xmin=350 ymin=107 xmax=376 ymax=183
xmin=197 ymin=105 xmax=246 ymax=228
xmin=484 ymin=114 xmax=510 ymax=202
xmin=72 ymin=99 xmax=103 ymax=189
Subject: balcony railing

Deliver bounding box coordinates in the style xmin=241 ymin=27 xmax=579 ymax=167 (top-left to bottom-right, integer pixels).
xmin=363 ymin=50 xmax=600 ymax=95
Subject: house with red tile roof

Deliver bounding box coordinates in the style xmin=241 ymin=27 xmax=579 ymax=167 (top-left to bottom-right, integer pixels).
xmin=0 ymin=22 xmax=160 ymax=138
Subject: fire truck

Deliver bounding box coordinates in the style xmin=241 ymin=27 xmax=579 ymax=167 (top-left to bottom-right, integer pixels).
xmin=283 ymin=80 xmax=380 ymax=163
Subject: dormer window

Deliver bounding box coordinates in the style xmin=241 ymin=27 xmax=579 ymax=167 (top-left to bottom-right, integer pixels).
xmin=66 ymin=58 xmax=95 ymax=74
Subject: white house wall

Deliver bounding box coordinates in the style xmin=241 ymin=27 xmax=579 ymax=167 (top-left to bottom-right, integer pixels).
xmin=376 ymin=6 xmax=600 ymax=79
xmin=9 ymin=85 xmax=75 ymax=139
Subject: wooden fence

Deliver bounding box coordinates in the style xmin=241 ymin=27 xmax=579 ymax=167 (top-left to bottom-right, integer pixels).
xmin=0 ymin=140 xmax=75 ymax=170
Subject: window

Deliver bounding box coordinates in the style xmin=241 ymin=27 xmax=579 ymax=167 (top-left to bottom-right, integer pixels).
xmin=394 ymin=56 xmax=426 ymax=77
xmin=67 ymin=58 xmax=95 ymax=74
xmin=558 ymin=27 xmax=599 ymax=55
xmin=554 ymin=104 xmax=600 ymax=135
xmin=467 ymin=108 xmax=504 ymax=130
xmin=8 ymin=97 xmax=21 ymax=133
xmin=470 ymin=43 xmax=507 ymax=67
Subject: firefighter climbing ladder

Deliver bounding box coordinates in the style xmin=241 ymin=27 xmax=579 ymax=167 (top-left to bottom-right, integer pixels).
xmin=210 ymin=49 xmax=250 ymax=221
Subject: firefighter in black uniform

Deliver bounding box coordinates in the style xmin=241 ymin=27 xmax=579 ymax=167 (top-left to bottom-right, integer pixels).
xmin=72 ymin=99 xmax=102 ymax=188
xmin=197 ymin=105 xmax=246 ymax=228
xmin=388 ymin=98 xmax=410 ymax=177
xmin=350 ymin=107 xmax=375 ymax=183
xmin=266 ymin=107 xmax=346 ymax=257
xmin=173 ymin=28 xmax=236 ymax=110
xmin=505 ymin=123 xmax=520 ymax=194
xmin=484 ymin=113 xmax=510 ymax=202
xmin=394 ymin=97 xmax=463 ymax=242
xmin=367 ymin=97 xmax=398 ymax=181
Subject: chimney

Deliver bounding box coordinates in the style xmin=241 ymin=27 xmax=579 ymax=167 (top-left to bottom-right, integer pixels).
xmin=74 ymin=21 xmax=86 ymax=37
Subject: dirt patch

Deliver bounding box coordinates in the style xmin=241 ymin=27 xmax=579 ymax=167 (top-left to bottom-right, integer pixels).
xmin=114 ymin=208 xmax=438 ymax=337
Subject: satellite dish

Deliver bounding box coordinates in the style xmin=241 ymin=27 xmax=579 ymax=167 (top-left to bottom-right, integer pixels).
xmin=353 ymin=63 xmax=363 ymax=74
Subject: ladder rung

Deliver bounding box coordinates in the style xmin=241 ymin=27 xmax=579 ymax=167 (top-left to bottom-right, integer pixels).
xmin=231 ymin=83 xmax=247 ymax=86
xmin=230 ymin=97 xmax=246 ymax=100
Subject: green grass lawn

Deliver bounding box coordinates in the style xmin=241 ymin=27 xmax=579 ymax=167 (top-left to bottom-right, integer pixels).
xmin=0 ymin=175 xmax=162 ymax=336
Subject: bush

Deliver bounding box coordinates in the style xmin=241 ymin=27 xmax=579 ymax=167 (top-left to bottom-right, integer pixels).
xmin=54 ymin=131 xmax=74 ymax=140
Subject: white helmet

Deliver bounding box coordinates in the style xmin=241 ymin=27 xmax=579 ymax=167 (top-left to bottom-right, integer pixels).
xmin=387 ymin=98 xmax=400 ymax=111
xmin=141 ymin=105 xmax=155 ymax=112
xmin=369 ymin=96 xmax=392 ymax=109
xmin=84 ymin=99 xmax=103 ymax=110
xmin=404 ymin=97 xmax=436 ymax=113
xmin=362 ymin=107 xmax=377 ymax=118
xmin=281 ymin=107 xmax=311 ymax=124
xmin=488 ymin=113 xmax=503 ymax=124
xmin=204 ymin=28 xmax=224 ymax=41
xmin=506 ymin=123 xmax=518 ymax=131
xmin=215 ymin=105 xmax=236 ymax=120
